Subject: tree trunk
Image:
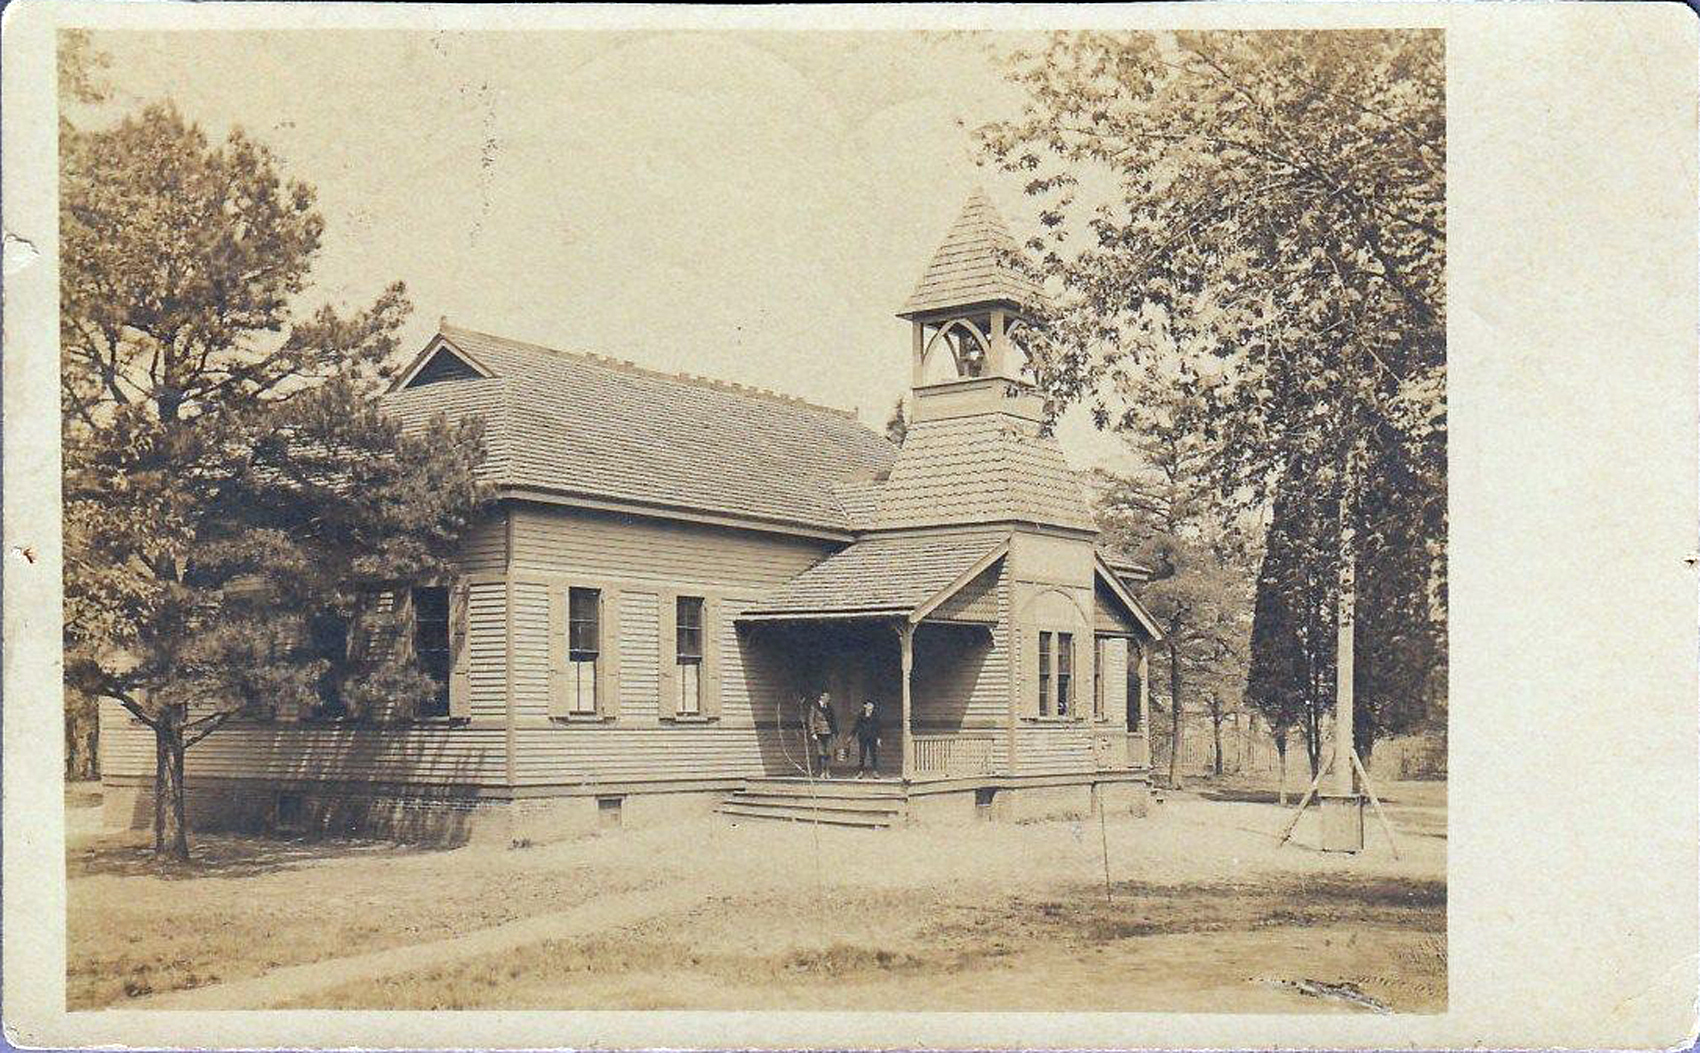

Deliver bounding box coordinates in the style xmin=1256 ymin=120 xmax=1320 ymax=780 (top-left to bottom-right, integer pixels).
xmin=1166 ymin=640 xmax=1183 ymax=790
xmin=154 ymin=707 xmax=190 ymax=861
xmin=1275 ymin=728 xmax=1289 ymax=805
xmin=1211 ymin=711 xmax=1225 ymax=777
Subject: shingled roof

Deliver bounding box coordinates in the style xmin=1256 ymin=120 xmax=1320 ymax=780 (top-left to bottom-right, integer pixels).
xmin=381 ymin=324 xmax=898 ymax=534
xmin=739 ymin=534 xmax=1008 ymax=620
xmin=898 ymin=187 xmax=1048 ymax=318
xmin=873 ymin=412 xmax=1098 ymax=532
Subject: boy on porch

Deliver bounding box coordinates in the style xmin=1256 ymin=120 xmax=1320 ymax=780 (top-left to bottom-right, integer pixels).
xmin=853 ymin=700 xmax=881 ymax=778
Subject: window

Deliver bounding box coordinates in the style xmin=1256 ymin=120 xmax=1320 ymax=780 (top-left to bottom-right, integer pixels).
xmin=676 ymin=595 xmax=704 ymax=715
xmin=567 ymin=587 xmax=601 ymax=714
xmin=1093 ymin=637 xmax=1106 ymax=721
xmin=1038 ymin=631 xmax=1053 ymax=716
xmin=308 ymin=611 xmax=350 ymax=718
xmin=412 ymin=586 xmax=450 ymax=718
xmin=1057 ymin=632 xmax=1074 ymax=717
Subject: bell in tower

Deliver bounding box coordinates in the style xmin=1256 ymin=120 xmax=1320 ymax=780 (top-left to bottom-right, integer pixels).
xmin=875 ymin=187 xmax=1092 ymax=531
xmin=897 ymin=188 xmax=1047 ymax=419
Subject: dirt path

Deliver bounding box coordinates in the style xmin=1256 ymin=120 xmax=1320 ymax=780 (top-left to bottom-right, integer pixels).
xmin=75 ymin=789 xmax=1447 ymax=1012
xmin=134 ymin=881 xmax=710 ymax=1010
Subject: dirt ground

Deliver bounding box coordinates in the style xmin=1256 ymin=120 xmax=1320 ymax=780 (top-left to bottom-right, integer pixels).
xmin=66 ymin=779 xmax=1446 ymax=1013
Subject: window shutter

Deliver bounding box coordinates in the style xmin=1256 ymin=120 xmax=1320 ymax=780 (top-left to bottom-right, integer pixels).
xmin=448 ymin=581 xmax=472 ymax=719
xmin=547 ymin=587 xmax=569 ymax=718
xmin=346 ymin=597 xmax=373 ymax=665
xmin=1018 ymin=624 xmax=1040 ymax=718
xmin=1106 ymin=637 xmax=1127 ymax=725
xmin=599 ymin=587 xmax=622 ymax=718
xmin=701 ymin=595 xmax=724 ymax=719
xmin=1071 ymin=635 xmax=1087 ymax=721
xmin=394 ymin=588 xmax=419 ymax=720
xmin=342 ymin=595 xmax=377 ymax=721
xmin=657 ymin=590 xmax=678 ymax=720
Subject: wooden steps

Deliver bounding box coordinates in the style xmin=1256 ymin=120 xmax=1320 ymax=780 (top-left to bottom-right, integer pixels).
xmin=717 ymin=777 xmax=908 ymax=829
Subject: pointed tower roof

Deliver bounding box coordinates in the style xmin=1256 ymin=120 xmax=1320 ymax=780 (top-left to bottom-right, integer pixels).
xmin=898 ymin=187 xmax=1047 ymax=318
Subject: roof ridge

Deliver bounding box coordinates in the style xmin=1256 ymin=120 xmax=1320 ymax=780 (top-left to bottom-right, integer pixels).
xmin=438 ymin=321 xmax=860 ymax=421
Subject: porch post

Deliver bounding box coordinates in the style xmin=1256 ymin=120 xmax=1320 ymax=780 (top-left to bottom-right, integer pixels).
xmin=1137 ymin=642 xmax=1152 ymax=768
xmin=899 ymin=620 xmax=914 ymax=782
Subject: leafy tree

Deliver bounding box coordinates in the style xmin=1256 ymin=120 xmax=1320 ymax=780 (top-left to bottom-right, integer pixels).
xmin=58 ymin=29 xmax=111 ymax=107
xmin=980 ymin=30 xmax=1446 ymax=761
xmin=57 ymin=30 xmax=113 ymax=782
xmin=61 ymin=101 xmax=486 ymax=860
xmin=1245 ymin=464 xmax=1338 ymax=778
xmin=1093 ymin=371 xmax=1253 ymax=790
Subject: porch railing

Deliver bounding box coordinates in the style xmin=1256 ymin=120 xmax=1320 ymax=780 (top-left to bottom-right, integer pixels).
xmin=910 ymin=733 xmax=996 ymax=778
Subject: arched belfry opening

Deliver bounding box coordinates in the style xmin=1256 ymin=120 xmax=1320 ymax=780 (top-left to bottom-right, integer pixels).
xmin=919 ymin=317 xmax=992 ymax=382
xmin=897 ymin=188 xmax=1047 ymax=415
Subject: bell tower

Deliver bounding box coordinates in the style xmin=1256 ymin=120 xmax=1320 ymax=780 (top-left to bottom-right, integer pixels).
xmin=897 ymin=188 xmax=1046 ymax=423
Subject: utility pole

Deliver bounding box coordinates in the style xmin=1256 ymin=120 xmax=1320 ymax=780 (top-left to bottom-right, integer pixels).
xmin=1320 ymin=445 xmax=1367 ymax=852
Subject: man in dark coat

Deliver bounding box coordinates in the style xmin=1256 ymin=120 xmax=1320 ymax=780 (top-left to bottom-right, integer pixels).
xmin=852 ymin=700 xmax=882 ymax=778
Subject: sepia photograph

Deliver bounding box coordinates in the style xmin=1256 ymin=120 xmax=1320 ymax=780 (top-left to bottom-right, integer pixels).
xmin=4 ymin=4 xmax=1695 ymax=1050
xmin=54 ymin=24 xmax=1449 ymax=1016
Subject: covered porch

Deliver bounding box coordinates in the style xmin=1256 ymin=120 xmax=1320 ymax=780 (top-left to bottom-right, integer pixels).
xmin=736 ymin=534 xmax=1013 ymax=783
xmin=738 ymin=612 xmax=1004 ymax=782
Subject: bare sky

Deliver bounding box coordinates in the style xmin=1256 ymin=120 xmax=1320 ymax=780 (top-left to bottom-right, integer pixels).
xmin=69 ymin=29 xmax=1128 ymax=468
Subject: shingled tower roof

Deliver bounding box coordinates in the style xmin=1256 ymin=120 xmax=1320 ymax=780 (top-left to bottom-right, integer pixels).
xmin=898 ymin=187 xmax=1047 ymax=318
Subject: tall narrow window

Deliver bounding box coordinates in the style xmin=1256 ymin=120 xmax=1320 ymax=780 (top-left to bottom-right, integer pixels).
xmin=1092 ymin=636 xmax=1106 ymax=721
xmin=567 ymin=587 xmax=601 ymax=714
xmin=1057 ymin=632 xmax=1074 ymax=717
xmin=413 ymin=586 xmax=451 ymax=718
xmin=676 ymin=595 xmax=704 ymax=715
xmin=1038 ymin=631 xmax=1054 ymax=716
xmin=308 ymin=611 xmax=350 ymax=719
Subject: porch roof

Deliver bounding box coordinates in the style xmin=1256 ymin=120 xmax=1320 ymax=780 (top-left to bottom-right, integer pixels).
xmin=738 ymin=535 xmax=1008 ymax=622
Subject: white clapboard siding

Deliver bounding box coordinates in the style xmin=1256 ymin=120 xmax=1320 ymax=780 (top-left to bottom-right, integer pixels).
xmin=512 ymin=580 xmax=552 ymax=720
xmin=1100 ymin=635 xmax=1130 ymax=729
xmin=99 ymin=699 xmax=154 ymax=776
xmin=460 ymin=512 xmax=510 ymax=574
xmin=182 ymin=726 xmax=505 ymax=783
xmin=928 ymin=560 xmax=1001 ymax=623
xmin=722 ymin=600 xmax=814 ymax=727
xmin=510 ymin=505 xmax=831 ymax=590
xmin=913 ymin=561 xmax=1010 ymax=736
xmin=514 ymin=725 xmax=793 ymax=784
xmin=97 ymin=697 xmax=506 ymax=786
xmin=509 ymin=505 xmax=839 ymax=784
xmin=1013 ymin=723 xmax=1099 ymax=775
xmin=467 ymin=579 xmax=508 ymax=720
xmin=621 ymin=590 xmax=662 ymax=721
xmin=96 ymin=527 xmax=513 ymax=787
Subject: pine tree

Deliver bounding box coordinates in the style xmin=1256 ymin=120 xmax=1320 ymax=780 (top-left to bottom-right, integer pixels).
xmin=61 ymin=100 xmax=486 ymax=860
xmin=884 ymin=397 xmax=908 ymax=447
xmin=1093 ymin=373 xmax=1253 ymax=789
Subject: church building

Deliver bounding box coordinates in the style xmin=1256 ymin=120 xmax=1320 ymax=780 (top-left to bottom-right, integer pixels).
xmin=100 ymin=190 xmax=1163 ymax=841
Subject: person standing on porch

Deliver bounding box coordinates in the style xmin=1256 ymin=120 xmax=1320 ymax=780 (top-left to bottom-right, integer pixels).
xmin=806 ymin=692 xmax=837 ymax=779
xmin=853 ymin=700 xmax=881 ymax=778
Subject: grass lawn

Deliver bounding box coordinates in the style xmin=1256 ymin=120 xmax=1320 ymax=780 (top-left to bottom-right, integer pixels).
xmin=67 ymin=781 xmax=1446 ymax=1013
